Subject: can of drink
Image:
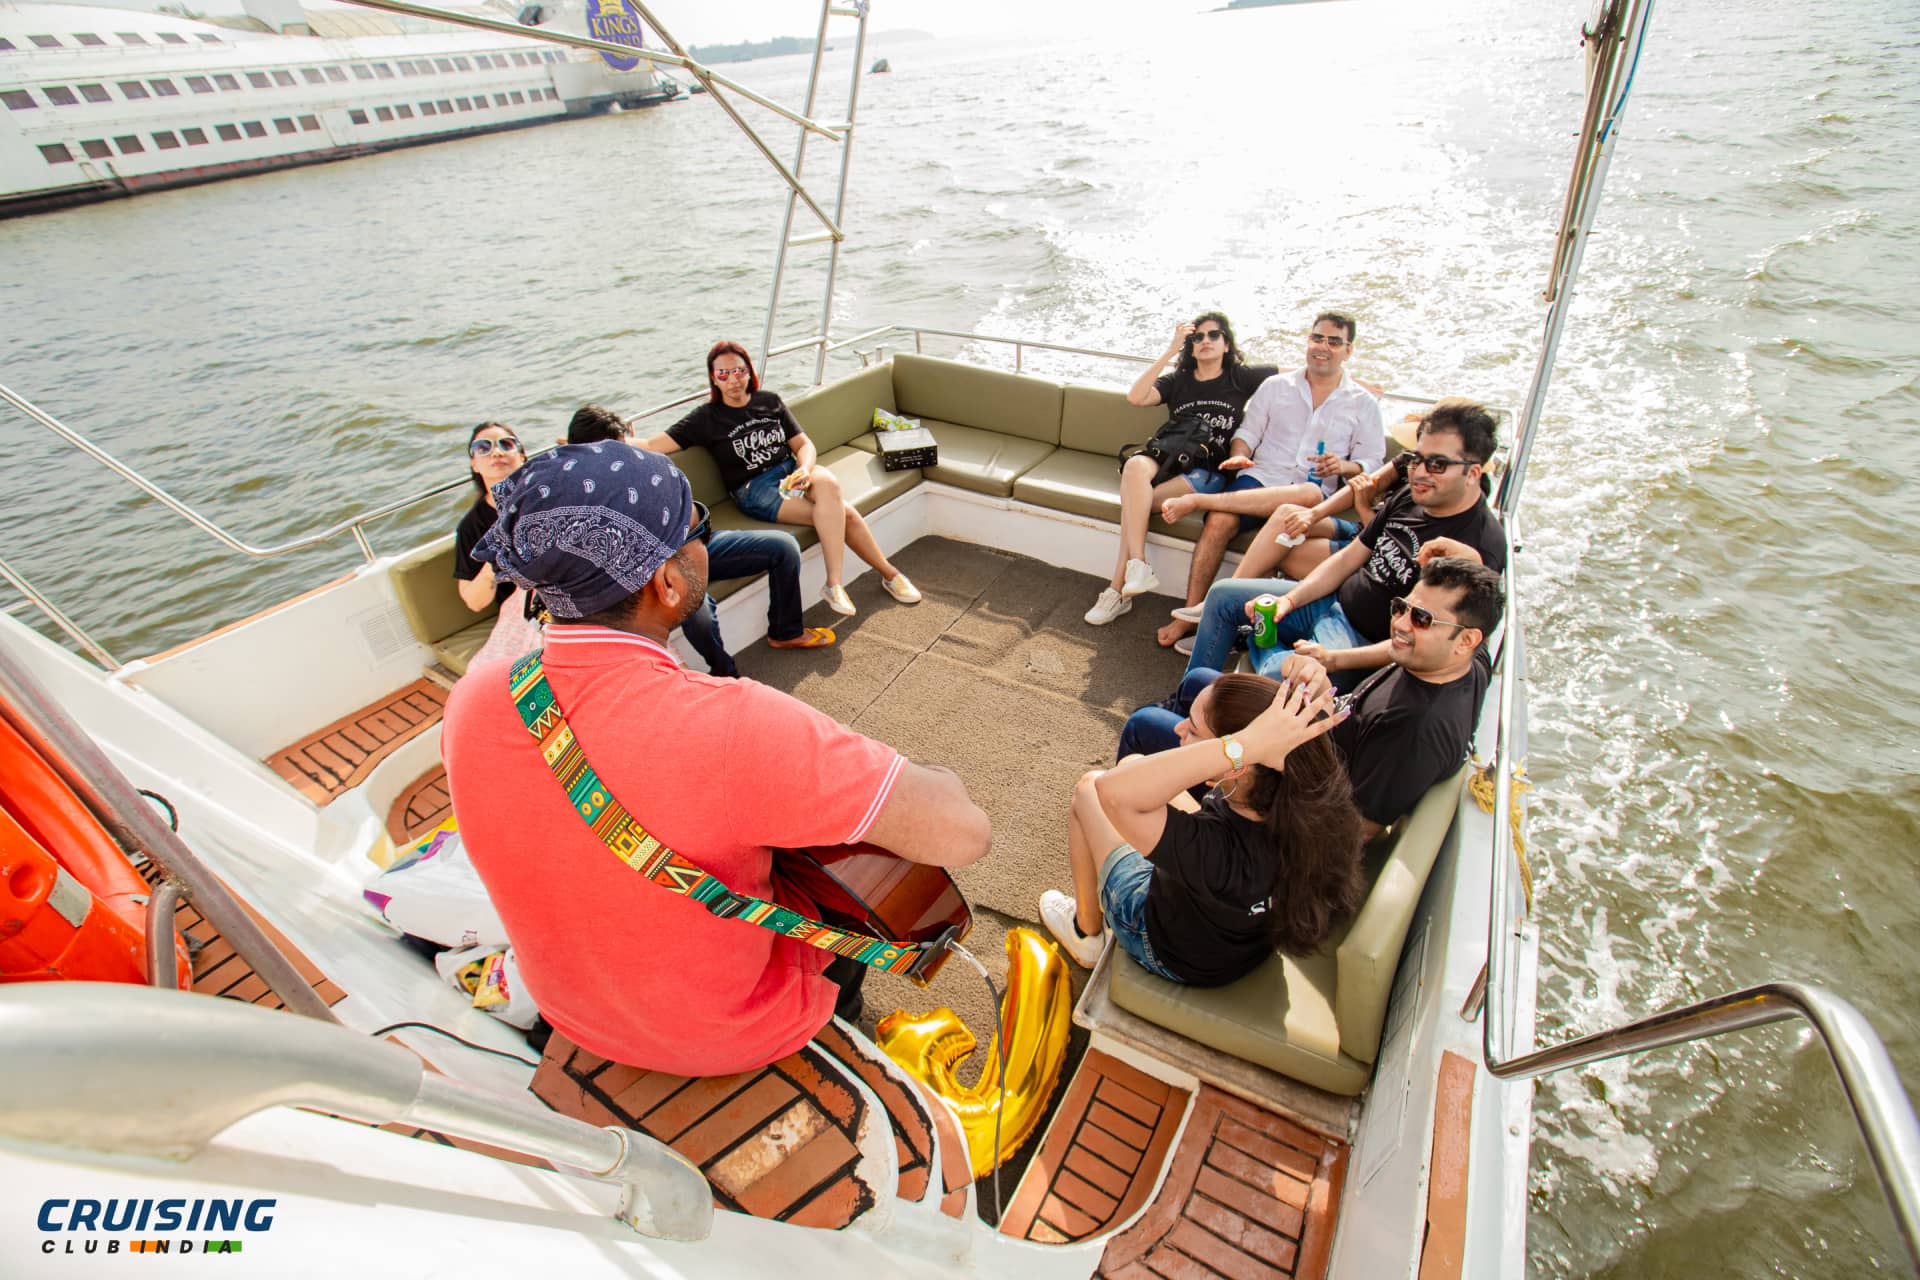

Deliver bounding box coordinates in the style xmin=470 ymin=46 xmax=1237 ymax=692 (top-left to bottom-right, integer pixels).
xmin=1251 ymin=595 xmax=1281 ymax=648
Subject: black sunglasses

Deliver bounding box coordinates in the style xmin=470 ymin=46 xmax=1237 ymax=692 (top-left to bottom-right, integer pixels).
xmin=1307 ymin=333 xmax=1350 ymax=348
xmin=684 ymin=500 xmax=712 ymax=548
xmin=1411 ymin=452 xmax=1477 ymax=474
xmin=1189 ymin=328 xmax=1225 ymax=343
xmin=1390 ymin=596 xmax=1469 ymax=633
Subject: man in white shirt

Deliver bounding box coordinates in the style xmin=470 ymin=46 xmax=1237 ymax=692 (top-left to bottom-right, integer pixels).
xmin=1154 ymin=312 xmax=1386 ymax=650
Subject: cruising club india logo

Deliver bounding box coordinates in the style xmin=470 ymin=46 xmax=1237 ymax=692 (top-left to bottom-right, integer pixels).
xmin=34 ymin=1197 xmax=276 ymax=1259
xmin=587 ymin=0 xmax=649 ymax=71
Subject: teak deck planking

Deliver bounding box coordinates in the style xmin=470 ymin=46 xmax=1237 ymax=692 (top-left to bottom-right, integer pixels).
xmin=264 ymin=678 xmax=446 ymax=804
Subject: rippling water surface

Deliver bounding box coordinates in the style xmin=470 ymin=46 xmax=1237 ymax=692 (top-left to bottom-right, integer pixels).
xmin=3 ymin=0 xmax=1917 ymax=1272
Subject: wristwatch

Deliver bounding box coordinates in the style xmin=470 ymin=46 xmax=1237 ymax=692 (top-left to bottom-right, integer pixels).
xmin=1219 ymin=734 xmax=1246 ymax=771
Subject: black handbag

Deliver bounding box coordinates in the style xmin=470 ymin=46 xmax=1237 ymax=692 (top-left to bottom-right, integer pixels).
xmin=1118 ymin=414 xmax=1226 ymax=487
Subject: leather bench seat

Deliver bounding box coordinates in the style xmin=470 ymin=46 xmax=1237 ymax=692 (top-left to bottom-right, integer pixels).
xmin=1011 ymin=448 xmax=1256 ymax=551
xmin=847 ymin=419 xmax=1055 ymax=497
xmin=432 ymin=619 xmax=495 ymax=675
xmin=389 ymin=535 xmax=502 ymax=676
xmin=1108 ymin=766 xmax=1469 ymax=1097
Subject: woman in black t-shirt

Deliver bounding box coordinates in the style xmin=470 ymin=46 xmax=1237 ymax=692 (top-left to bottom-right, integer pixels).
xmin=641 ymin=341 xmax=920 ymax=619
xmin=1038 ymin=672 xmax=1365 ymax=987
xmin=453 ymin=421 xmax=526 ymax=612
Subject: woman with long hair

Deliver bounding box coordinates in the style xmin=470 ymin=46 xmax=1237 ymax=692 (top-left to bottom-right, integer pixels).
xmin=454 ymin=421 xmax=526 ymax=612
xmin=1086 ymin=311 xmax=1277 ymax=627
xmin=1040 ymin=671 xmax=1365 ymax=987
xmin=641 ymin=341 xmax=919 ymax=618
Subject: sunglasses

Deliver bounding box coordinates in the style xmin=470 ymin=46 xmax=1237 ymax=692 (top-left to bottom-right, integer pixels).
xmin=1410 ymin=452 xmax=1476 ymax=474
xmin=1189 ymin=329 xmax=1225 ymax=343
xmin=712 ymin=367 xmax=751 ymax=380
xmin=1390 ymin=596 xmax=1469 ymax=633
xmin=470 ymin=436 xmax=521 ymax=457
xmin=1307 ymin=333 xmax=1350 ymax=348
xmin=683 ymin=500 xmax=712 ymax=548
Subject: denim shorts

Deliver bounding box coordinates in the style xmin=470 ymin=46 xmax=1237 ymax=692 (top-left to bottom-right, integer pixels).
xmin=732 ymin=455 xmax=798 ymax=522
xmin=1099 ymin=844 xmax=1181 ymax=982
xmin=1182 ymin=468 xmax=1231 ymax=496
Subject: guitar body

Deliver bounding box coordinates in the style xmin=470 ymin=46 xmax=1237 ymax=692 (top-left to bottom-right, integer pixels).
xmin=773 ymin=843 xmax=971 ymax=986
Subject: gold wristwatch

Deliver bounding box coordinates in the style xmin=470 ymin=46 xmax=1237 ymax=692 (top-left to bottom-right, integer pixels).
xmin=1219 ymin=734 xmax=1245 ymax=771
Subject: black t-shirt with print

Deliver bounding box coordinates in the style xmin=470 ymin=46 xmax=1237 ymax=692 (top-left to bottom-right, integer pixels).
xmin=1142 ymin=793 xmax=1283 ymax=986
xmin=1329 ymin=651 xmax=1492 ymax=829
xmin=1334 ymin=487 xmax=1508 ymax=641
xmin=453 ymin=499 xmax=512 ymax=607
xmin=1152 ymin=363 xmax=1279 ymax=451
xmin=666 ymin=392 xmax=804 ymax=493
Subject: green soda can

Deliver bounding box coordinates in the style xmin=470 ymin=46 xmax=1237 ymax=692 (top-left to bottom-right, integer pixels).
xmin=1251 ymin=595 xmax=1281 ymax=649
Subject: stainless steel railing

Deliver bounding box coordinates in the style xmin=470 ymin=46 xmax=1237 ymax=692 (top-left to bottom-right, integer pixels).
xmin=0 ymin=983 xmax=712 ymax=1241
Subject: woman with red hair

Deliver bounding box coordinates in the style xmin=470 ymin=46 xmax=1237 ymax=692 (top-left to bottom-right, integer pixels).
xmin=643 ymin=341 xmax=919 ymax=617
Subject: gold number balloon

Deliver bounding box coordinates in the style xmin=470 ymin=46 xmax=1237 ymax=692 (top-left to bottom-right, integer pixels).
xmin=876 ymin=927 xmax=1073 ymax=1177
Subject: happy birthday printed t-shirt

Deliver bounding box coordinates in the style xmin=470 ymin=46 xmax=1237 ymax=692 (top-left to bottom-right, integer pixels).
xmin=442 ymin=625 xmax=905 ymax=1076
xmin=666 ymin=392 xmax=804 ymax=493
xmin=1334 ymin=487 xmax=1509 ymax=641
xmin=1152 ymin=363 xmax=1280 ymax=450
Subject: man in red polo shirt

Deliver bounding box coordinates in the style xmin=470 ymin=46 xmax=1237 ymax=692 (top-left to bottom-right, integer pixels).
xmin=442 ymin=442 xmax=991 ymax=1076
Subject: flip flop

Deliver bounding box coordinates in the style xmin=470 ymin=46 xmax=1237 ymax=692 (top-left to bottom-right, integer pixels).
xmin=768 ymin=626 xmax=837 ymax=649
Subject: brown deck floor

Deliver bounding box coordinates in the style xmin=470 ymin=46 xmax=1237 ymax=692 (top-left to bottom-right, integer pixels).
xmin=1097 ymin=1086 xmax=1349 ymax=1280
xmin=387 ymin=765 xmax=452 ymax=845
xmin=138 ymin=859 xmax=347 ymax=1010
xmin=264 ymin=678 xmax=446 ymax=804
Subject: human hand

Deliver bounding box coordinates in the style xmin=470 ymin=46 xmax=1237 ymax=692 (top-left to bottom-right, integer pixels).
xmin=1239 ymin=678 xmax=1345 ymax=766
xmin=1242 ymin=593 xmax=1291 ymax=623
xmin=1169 ymin=321 xmax=1195 ymax=354
xmin=1217 ymin=456 xmax=1255 ymax=472
xmin=784 ymin=464 xmax=813 ymax=493
xmin=1276 ymin=505 xmax=1313 ymax=540
xmin=1278 ymin=650 xmax=1333 ymax=700
xmin=1290 ymin=639 xmax=1333 ymax=670
xmin=1310 ymin=453 xmax=1344 ymax=479
xmin=1348 ymin=472 xmax=1376 ymax=508
xmin=1415 ymin=536 xmax=1480 ymax=567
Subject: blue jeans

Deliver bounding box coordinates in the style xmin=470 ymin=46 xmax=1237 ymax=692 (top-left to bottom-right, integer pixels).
xmin=1182 ymin=577 xmax=1371 ymax=683
xmin=1117 ymin=667 xmax=1220 ymax=804
xmin=1100 ymin=844 xmax=1181 ymax=981
xmin=732 ymin=456 xmax=798 ymax=522
xmin=679 ymin=527 xmax=805 ymax=678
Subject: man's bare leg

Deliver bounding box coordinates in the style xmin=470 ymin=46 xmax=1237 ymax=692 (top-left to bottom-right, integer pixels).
xmin=1158 ymin=510 xmax=1240 ymax=646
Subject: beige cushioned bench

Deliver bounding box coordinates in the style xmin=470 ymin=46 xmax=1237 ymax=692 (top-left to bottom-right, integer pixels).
xmin=389 ymin=535 xmax=499 ymax=676
xmin=1106 ymin=766 xmax=1470 ymax=1096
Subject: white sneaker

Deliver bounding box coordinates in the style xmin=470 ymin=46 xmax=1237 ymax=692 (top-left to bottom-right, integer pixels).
xmin=1169 ymin=604 xmax=1204 ymax=623
xmin=1174 ymin=635 xmax=1195 ymax=656
xmin=882 ymin=573 xmax=922 ymax=604
xmin=1084 ymin=588 xmax=1132 ymax=626
xmin=1120 ymin=558 xmax=1160 ymax=598
xmin=823 ymin=583 xmax=856 ymax=616
xmin=1039 ymin=890 xmax=1106 ymax=969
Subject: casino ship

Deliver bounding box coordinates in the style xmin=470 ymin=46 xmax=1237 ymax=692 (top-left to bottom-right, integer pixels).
xmin=0 ymin=0 xmax=678 ymax=217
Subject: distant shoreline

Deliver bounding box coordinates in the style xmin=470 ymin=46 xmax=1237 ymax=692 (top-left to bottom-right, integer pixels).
xmin=689 ymin=29 xmax=931 ymax=65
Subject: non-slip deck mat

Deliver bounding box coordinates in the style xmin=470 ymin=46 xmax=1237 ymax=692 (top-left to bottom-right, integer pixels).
xmin=1096 ymin=1086 xmax=1348 ymax=1280
xmin=997 ymin=1048 xmax=1189 ymax=1244
xmin=264 ymin=677 xmax=446 ymax=803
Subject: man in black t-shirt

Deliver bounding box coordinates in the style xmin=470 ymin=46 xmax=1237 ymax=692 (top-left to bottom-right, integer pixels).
xmin=1179 ymin=398 xmax=1507 ymax=687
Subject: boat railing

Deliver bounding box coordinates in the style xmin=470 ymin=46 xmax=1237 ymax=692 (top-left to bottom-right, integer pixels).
xmin=0 ymin=982 xmax=713 ymax=1242
xmin=1472 ymin=522 xmax=1920 ymax=1269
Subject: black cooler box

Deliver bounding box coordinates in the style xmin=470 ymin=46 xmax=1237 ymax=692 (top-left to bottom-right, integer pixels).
xmin=875 ymin=426 xmax=938 ymax=471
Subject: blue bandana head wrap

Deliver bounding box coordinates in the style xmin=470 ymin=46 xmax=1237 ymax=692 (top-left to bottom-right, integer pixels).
xmin=474 ymin=442 xmax=695 ymax=619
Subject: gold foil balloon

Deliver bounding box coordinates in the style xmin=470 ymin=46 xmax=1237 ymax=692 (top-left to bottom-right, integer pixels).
xmin=876 ymin=927 xmax=1072 ymax=1177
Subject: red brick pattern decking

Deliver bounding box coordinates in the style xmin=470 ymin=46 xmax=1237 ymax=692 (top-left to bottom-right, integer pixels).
xmin=1097 ymin=1085 xmax=1349 ymax=1280
xmin=265 ymin=679 xmax=446 ymax=804
xmin=998 ymin=1049 xmax=1190 ymax=1244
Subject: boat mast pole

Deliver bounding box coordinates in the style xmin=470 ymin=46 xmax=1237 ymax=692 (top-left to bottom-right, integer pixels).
xmin=1496 ymin=0 xmax=1653 ymax=520
xmin=760 ymin=0 xmax=837 ymax=370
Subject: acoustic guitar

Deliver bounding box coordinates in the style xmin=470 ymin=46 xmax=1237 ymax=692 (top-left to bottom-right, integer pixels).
xmin=772 ymin=843 xmax=971 ymax=986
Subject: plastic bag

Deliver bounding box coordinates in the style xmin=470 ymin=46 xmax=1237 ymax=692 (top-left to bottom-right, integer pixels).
xmin=362 ymin=828 xmax=510 ymax=951
xmin=873 ymin=407 xmax=922 ymax=432
xmin=436 ymin=945 xmax=540 ymax=1030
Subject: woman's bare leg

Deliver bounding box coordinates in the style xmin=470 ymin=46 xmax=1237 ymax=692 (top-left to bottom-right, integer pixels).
xmin=1068 ymin=770 xmax=1127 ymax=936
xmin=841 ymin=504 xmax=901 ymax=580
xmin=1112 ymin=455 xmax=1180 ymax=589
xmin=776 ymin=485 xmax=847 ymax=586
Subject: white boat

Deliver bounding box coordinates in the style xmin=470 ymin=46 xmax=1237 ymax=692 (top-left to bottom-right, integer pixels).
xmin=2 ymin=1 xmax=1917 ymax=1276
xmin=0 ymin=0 xmax=680 ymax=217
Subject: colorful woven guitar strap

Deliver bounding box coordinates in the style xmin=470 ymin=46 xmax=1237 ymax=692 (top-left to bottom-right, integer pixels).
xmin=509 ymin=649 xmax=929 ymax=975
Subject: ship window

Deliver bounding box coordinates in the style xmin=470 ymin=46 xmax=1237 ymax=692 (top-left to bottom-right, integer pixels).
xmin=186 ymin=75 xmax=213 ymax=93
xmin=246 ymin=72 xmax=271 ymax=88
xmin=299 ymin=114 xmax=319 ymax=130
xmin=399 ymin=62 xmax=416 ymax=77
xmin=436 ymin=98 xmax=450 ymax=112
xmin=417 ymin=59 xmax=435 ymax=73
xmin=46 ymin=86 xmax=79 ymax=105
xmin=118 ymin=81 xmax=151 ymax=99
xmin=30 ymin=35 xmax=62 ymax=49
xmin=374 ymin=106 xmax=393 ymax=121
xmin=453 ymin=57 xmax=471 ymax=71
xmin=302 ymin=67 xmax=325 ymax=84
xmin=196 ymin=33 xmax=222 ymax=44
xmin=149 ymin=79 xmax=180 ymax=96
xmin=373 ymin=62 xmax=394 ymax=78
xmin=473 ymin=55 xmax=491 ymax=68
xmin=434 ymin=58 xmax=454 ymax=72
xmin=115 ymin=134 xmax=144 ymax=153
xmin=159 ymin=32 xmax=187 ymax=44
xmin=40 ymin=143 xmax=74 ymax=163
xmin=82 ymin=139 xmax=113 ymax=159
xmin=348 ymin=108 xmax=367 ymax=124
xmin=1 ymin=90 xmax=34 ymax=110
xmin=153 ymin=131 xmax=180 ymax=149
xmin=548 ymin=87 xmax=560 ymax=100
xmin=271 ymin=70 xmax=295 ymax=87
xmin=492 ymin=92 xmax=507 ymax=105
xmin=325 ymin=66 xmax=347 ymax=82
xmin=117 ymin=33 xmax=147 ymax=45
xmin=274 ymin=116 xmax=297 ymax=133
xmin=471 ymin=96 xmax=486 ymax=109
xmin=243 ymin=120 xmax=266 ymax=136
xmin=509 ymin=90 xmax=525 ymax=104
xmin=214 ymin=73 xmax=239 ymax=91
xmin=456 ymin=97 xmax=471 ymax=111
xmin=75 ymin=33 xmax=106 ymax=47
xmin=0 ymin=39 xmax=14 ymax=51
xmin=395 ymin=103 xmax=413 ymax=118
xmin=181 ymin=127 xmax=207 ymax=144
xmin=420 ymin=101 xmax=436 ymax=115
xmin=216 ymin=123 xmax=240 ymax=140
xmin=352 ymin=64 xmax=373 ymax=80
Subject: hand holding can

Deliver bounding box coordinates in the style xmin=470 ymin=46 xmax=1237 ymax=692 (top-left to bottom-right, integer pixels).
xmin=1251 ymin=594 xmax=1282 ymax=648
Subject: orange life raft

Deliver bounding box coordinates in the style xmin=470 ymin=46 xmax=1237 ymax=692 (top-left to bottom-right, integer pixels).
xmin=0 ymin=711 xmax=190 ymax=988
